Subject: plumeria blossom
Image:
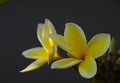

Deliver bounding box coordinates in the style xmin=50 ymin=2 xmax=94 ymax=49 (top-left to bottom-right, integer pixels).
xmin=50 ymin=23 xmax=111 ymax=78
xmin=20 ymin=19 xmax=60 ymax=72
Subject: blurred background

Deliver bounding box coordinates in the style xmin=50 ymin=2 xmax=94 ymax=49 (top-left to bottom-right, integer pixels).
xmin=0 ymin=0 xmax=120 ymax=83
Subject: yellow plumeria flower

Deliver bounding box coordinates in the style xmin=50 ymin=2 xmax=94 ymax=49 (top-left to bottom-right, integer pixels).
xmin=20 ymin=19 xmax=60 ymax=72
xmin=50 ymin=23 xmax=111 ymax=78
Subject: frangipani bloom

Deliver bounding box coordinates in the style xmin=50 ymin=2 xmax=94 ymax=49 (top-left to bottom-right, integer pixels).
xmin=50 ymin=23 xmax=111 ymax=78
xmin=20 ymin=19 xmax=60 ymax=72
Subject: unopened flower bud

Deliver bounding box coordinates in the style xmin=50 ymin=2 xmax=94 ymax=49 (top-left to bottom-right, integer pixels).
xmin=116 ymin=57 xmax=120 ymax=65
xmin=108 ymin=37 xmax=116 ymax=54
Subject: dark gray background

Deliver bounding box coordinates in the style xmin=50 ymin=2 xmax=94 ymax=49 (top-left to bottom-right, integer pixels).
xmin=0 ymin=0 xmax=120 ymax=83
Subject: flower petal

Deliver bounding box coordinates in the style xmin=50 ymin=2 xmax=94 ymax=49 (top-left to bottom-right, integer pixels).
xmin=86 ymin=33 xmax=111 ymax=59
xmin=22 ymin=47 xmax=48 ymax=59
xmin=37 ymin=19 xmax=56 ymax=52
xmin=64 ymin=23 xmax=87 ymax=58
xmin=48 ymin=46 xmax=61 ymax=64
xmin=51 ymin=58 xmax=81 ymax=69
xmin=78 ymin=56 xmax=97 ymax=79
xmin=48 ymin=46 xmax=55 ymax=64
xmin=20 ymin=59 xmax=48 ymax=72
xmin=45 ymin=19 xmax=56 ymax=34
xmin=50 ymin=34 xmax=73 ymax=55
xmin=37 ymin=23 xmax=44 ymax=45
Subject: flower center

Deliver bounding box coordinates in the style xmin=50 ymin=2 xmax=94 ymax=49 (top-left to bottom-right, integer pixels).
xmin=80 ymin=55 xmax=85 ymax=61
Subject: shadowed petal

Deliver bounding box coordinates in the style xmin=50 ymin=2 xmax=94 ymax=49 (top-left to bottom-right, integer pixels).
xmin=64 ymin=23 xmax=87 ymax=58
xmin=20 ymin=59 xmax=48 ymax=72
xmin=48 ymin=46 xmax=61 ymax=64
xmin=86 ymin=33 xmax=111 ymax=59
xmin=22 ymin=47 xmax=48 ymax=59
xmin=51 ymin=58 xmax=81 ymax=69
xmin=48 ymin=46 xmax=55 ymax=64
xmin=78 ymin=56 xmax=97 ymax=79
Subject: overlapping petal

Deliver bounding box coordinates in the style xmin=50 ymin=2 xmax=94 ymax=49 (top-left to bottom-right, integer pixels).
xmin=51 ymin=58 xmax=81 ymax=69
xmin=22 ymin=47 xmax=48 ymax=59
xmin=78 ymin=56 xmax=97 ymax=79
xmin=86 ymin=33 xmax=111 ymax=58
xmin=50 ymin=34 xmax=73 ymax=55
xmin=64 ymin=23 xmax=87 ymax=58
xmin=45 ymin=19 xmax=56 ymax=35
xmin=48 ymin=46 xmax=61 ymax=63
xmin=20 ymin=58 xmax=48 ymax=72
xmin=37 ymin=19 xmax=56 ymax=52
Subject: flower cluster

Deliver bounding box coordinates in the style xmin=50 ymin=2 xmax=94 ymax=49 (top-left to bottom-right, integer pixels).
xmin=20 ymin=19 xmax=120 ymax=82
